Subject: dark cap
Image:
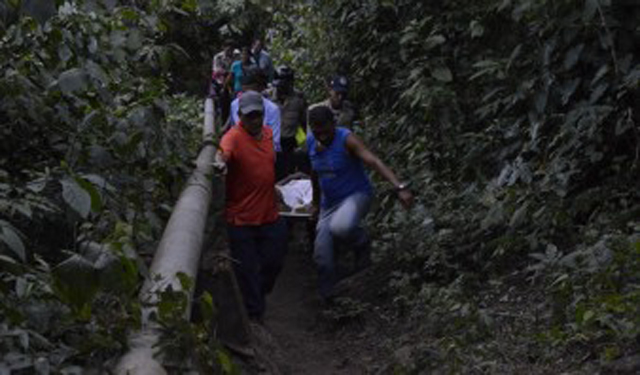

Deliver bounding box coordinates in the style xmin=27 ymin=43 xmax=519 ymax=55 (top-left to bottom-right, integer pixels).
xmin=241 ymin=66 xmax=266 ymax=87
xmin=273 ymin=65 xmax=294 ymax=87
xmin=330 ymin=75 xmax=349 ymax=92
xmin=239 ymin=91 xmax=264 ymax=115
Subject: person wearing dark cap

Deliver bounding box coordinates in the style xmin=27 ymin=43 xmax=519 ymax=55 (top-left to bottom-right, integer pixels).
xmin=268 ymin=65 xmax=307 ymax=177
xmin=228 ymin=67 xmax=281 ymax=154
xmin=308 ymin=74 xmax=357 ymax=130
xmin=306 ymin=106 xmax=413 ymax=302
xmin=216 ymin=90 xmax=287 ymax=323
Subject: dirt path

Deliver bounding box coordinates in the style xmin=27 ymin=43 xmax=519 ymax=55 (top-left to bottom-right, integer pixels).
xmin=261 ymin=223 xmax=364 ymax=375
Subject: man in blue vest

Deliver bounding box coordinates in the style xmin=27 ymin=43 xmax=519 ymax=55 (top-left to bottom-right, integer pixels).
xmin=307 ymin=106 xmax=413 ymax=301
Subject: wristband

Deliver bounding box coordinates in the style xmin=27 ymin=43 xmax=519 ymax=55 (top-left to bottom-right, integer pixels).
xmin=395 ymin=182 xmax=411 ymax=191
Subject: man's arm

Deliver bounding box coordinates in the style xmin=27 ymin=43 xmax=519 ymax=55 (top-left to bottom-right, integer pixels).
xmin=214 ymin=133 xmax=235 ymax=173
xmin=229 ymin=99 xmax=239 ymax=126
xmin=345 ymin=133 xmax=413 ymax=208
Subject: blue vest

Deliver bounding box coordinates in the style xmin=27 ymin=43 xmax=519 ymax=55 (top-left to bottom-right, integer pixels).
xmin=308 ymin=127 xmax=372 ymax=208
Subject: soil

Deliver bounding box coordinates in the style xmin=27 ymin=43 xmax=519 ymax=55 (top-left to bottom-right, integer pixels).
xmin=251 ymin=221 xmax=389 ymax=375
xmin=197 ymin=207 xmax=397 ymax=375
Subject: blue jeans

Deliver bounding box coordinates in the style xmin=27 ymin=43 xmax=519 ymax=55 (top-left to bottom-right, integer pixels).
xmin=228 ymin=218 xmax=288 ymax=318
xmin=314 ymin=192 xmax=372 ymax=298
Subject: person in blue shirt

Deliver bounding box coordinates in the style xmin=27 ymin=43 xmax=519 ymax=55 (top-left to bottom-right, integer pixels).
xmin=252 ymin=38 xmax=274 ymax=84
xmin=226 ymin=46 xmax=256 ymax=97
xmin=307 ymin=106 xmax=413 ymax=301
xmin=227 ymin=68 xmax=281 ymax=155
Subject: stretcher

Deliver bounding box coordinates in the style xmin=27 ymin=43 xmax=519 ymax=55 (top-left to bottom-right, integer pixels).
xmin=276 ymin=172 xmax=313 ymax=219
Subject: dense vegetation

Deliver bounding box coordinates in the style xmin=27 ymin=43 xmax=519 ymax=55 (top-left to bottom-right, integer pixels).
xmin=1 ymin=0 xmax=638 ymax=373
xmin=269 ymin=0 xmax=640 ymax=372
xmin=0 ymin=0 xmax=231 ymax=372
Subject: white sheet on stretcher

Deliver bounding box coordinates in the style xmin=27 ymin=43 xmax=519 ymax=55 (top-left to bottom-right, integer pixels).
xmin=277 ymin=179 xmax=312 ymax=212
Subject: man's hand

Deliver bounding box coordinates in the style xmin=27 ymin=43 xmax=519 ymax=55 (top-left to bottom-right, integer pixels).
xmin=397 ymin=189 xmax=414 ymax=209
xmin=213 ymin=152 xmax=227 ymax=175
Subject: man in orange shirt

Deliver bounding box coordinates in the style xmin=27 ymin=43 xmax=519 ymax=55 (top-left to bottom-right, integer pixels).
xmin=218 ymin=91 xmax=287 ymax=322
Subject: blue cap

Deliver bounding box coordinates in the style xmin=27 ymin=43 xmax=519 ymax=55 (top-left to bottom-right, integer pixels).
xmin=330 ymin=75 xmax=349 ymax=92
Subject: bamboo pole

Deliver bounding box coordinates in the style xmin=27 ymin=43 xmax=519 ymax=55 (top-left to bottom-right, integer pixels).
xmin=115 ymin=98 xmax=216 ymax=375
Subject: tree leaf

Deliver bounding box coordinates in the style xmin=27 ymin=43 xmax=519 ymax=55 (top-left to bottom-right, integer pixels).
xmin=583 ymin=0 xmax=598 ymax=22
xmin=535 ymin=89 xmax=548 ymax=114
xmin=564 ymin=44 xmax=584 ymax=70
xmin=0 ymin=220 xmax=26 ymax=262
xmin=26 ymin=177 xmax=48 ymax=193
xmin=506 ymin=44 xmax=522 ymax=72
xmin=470 ymin=20 xmax=484 ymax=38
xmin=589 ymin=83 xmax=608 ymax=104
xmin=431 ymin=66 xmax=453 ymax=82
xmin=74 ymin=177 xmax=102 ymax=213
xmin=82 ymin=173 xmax=115 ymax=193
xmin=57 ymin=68 xmax=87 ymax=93
xmin=425 ymin=34 xmax=446 ymax=50
xmin=217 ymin=350 xmax=235 ymax=373
xmin=61 ymin=178 xmax=92 ymax=218
xmin=53 ymin=253 xmax=99 ymax=317
xmin=561 ymin=78 xmax=581 ymax=105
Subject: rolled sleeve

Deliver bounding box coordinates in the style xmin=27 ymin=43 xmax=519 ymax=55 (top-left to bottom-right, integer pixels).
xmin=220 ymin=132 xmax=236 ymax=161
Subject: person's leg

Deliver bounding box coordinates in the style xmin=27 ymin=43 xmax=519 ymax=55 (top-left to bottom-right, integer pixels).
xmin=296 ymin=148 xmax=312 ymax=174
xmin=227 ymin=225 xmax=263 ymax=319
xmin=313 ymin=206 xmax=338 ymax=299
xmin=256 ymin=218 xmax=288 ymax=296
xmin=328 ymin=192 xmax=373 ymax=271
xmin=220 ymin=87 xmax=231 ymax=125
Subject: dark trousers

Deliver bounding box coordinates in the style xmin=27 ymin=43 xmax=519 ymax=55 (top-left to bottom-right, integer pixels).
xmin=209 ymin=81 xmax=231 ymax=125
xmin=281 ymin=136 xmax=297 ymax=176
xmin=228 ymin=218 xmax=288 ymax=318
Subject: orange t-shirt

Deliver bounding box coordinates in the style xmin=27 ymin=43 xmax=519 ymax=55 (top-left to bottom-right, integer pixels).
xmin=220 ymin=124 xmax=279 ymax=225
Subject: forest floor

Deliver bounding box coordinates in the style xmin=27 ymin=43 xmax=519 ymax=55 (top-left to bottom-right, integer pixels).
xmin=244 ymin=220 xmax=394 ymax=375
xmin=200 ymin=213 xmax=637 ymax=375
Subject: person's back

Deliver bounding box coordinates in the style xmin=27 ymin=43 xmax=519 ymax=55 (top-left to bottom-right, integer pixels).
xmin=274 ymin=90 xmax=305 ymax=138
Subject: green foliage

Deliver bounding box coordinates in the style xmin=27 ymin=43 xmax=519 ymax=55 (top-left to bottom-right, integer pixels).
xmin=153 ymin=274 xmax=238 ymax=374
xmin=0 ymin=0 xmax=226 ymax=371
xmin=270 ymin=0 xmax=640 ymax=371
xmin=321 ymin=297 xmax=371 ymax=326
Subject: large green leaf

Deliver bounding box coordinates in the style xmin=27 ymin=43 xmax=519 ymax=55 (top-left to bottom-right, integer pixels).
xmin=431 ymin=66 xmax=453 ymax=82
xmin=61 ymin=178 xmax=92 ymax=218
xmin=0 ymin=219 xmax=26 ymax=262
xmin=74 ymin=176 xmax=103 ymax=213
xmin=52 ymin=253 xmax=99 ymax=319
xmin=57 ymin=68 xmax=88 ymax=93
xmin=564 ymin=44 xmax=584 ymax=70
